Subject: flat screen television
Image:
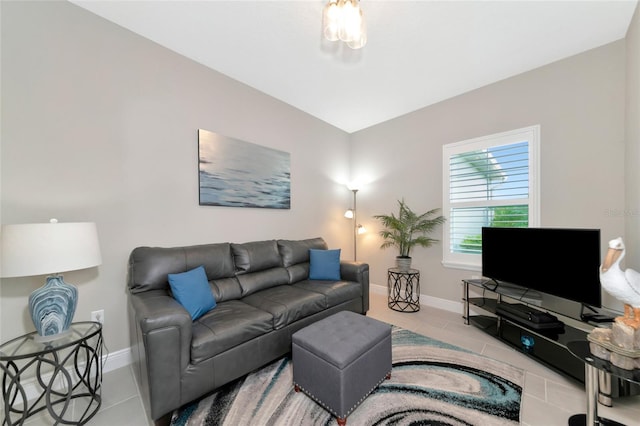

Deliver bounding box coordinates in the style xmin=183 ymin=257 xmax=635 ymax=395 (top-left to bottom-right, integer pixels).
xmin=481 ymin=227 xmax=601 ymax=308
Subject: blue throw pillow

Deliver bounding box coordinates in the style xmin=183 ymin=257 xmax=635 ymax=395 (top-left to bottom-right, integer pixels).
xmin=309 ymin=249 xmax=341 ymax=281
xmin=168 ymin=265 xmax=216 ymax=321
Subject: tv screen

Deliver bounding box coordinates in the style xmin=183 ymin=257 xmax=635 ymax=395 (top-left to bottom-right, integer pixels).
xmin=481 ymin=227 xmax=601 ymax=308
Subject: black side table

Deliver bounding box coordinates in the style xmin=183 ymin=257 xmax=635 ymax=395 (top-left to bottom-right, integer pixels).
xmin=1 ymin=321 xmax=103 ymax=425
xmin=387 ymin=268 xmax=420 ymax=312
xmin=567 ymin=340 xmax=640 ymax=426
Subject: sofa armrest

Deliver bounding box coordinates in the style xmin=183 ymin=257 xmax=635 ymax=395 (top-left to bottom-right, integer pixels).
xmin=129 ymin=289 xmax=192 ymax=420
xmin=340 ymin=261 xmax=370 ymax=312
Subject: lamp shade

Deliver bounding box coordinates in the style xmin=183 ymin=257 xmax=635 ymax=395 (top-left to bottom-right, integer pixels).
xmin=1 ymin=221 xmax=102 ymax=278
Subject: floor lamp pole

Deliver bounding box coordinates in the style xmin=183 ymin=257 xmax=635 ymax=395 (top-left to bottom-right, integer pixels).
xmin=352 ymin=189 xmax=358 ymax=261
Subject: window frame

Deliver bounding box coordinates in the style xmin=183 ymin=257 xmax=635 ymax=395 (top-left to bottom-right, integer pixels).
xmin=442 ymin=125 xmax=540 ymax=271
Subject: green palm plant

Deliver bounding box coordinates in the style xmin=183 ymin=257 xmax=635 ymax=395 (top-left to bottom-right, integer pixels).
xmin=373 ymin=200 xmax=446 ymax=258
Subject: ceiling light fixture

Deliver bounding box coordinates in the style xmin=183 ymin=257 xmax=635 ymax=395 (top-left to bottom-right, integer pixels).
xmin=322 ymin=0 xmax=367 ymax=49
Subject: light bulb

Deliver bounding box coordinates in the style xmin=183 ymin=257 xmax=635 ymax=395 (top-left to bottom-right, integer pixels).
xmin=357 ymin=224 xmax=366 ymax=234
xmin=344 ymin=209 xmax=354 ymax=219
xmin=323 ymin=0 xmax=340 ymax=41
xmin=347 ymin=10 xmax=367 ymax=49
xmin=339 ymin=0 xmax=361 ymax=42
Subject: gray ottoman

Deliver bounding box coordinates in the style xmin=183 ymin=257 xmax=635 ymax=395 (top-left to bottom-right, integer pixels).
xmin=292 ymin=311 xmax=392 ymax=426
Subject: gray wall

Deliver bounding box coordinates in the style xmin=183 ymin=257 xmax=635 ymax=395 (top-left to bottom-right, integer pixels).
xmin=626 ymin=5 xmax=640 ymax=270
xmin=350 ymin=40 xmax=629 ymax=311
xmin=1 ymin=0 xmax=638 ymax=354
xmin=0 ymin=1 xmax=352 ymax=350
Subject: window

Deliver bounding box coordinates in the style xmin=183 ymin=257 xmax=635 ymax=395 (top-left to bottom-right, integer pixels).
xmin=442 ymin=125 xmax=540 ymax=270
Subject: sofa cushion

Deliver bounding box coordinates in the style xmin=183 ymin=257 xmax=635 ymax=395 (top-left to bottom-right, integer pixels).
xmin=168 ymin=266 xmax=216 ymax=321
xmin=232 ymin=240 xmax=282 ymax=273
xmin=293 ymin=280 xmax=362 ymax=308
xmin=285 ymin=263 xmax=310 ymax=283
xmin=236 ymin=268 xmax=290 ymax=297
xmin=185 ymin=243 xmax=236 ymax=281
xmin=242 ymin=286 xmax=326 ymax=329
xmin=210 ymin=276 xmax=243 ymax=302
xmin=191 ymin=300 xmax=274 ymax=363
xmin=128 ymin=243 xmax=235 ymax=293
xmin=309 ymin=249 xmax=341 ymax=280
xmin=277 ymin=237 xmax=328 ymax=267
xmin=129 ymin=246 xmax=190 ymax=293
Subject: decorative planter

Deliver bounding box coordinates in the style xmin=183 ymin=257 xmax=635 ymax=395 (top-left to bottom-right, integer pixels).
xmin=395 ymin=256 xmax=412 ymax=272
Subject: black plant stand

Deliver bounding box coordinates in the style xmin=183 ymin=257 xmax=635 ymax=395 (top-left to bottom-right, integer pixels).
xmin=387 ymin=268 xmax=420 ymax=312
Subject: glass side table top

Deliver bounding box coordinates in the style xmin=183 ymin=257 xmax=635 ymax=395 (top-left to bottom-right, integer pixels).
xmin=567 ymin=340 xmax=640 ymax=385
xmin=0 ymin=321 xmax=101 ymax=360
xmin=567 ymin=340 xmax=640 ymax=426
xmin=388 ymin=268 xmax=419 ymax=274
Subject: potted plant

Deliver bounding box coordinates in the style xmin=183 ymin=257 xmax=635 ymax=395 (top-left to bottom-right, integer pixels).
xmin=373 ymin=199 xmax=446 ymax=272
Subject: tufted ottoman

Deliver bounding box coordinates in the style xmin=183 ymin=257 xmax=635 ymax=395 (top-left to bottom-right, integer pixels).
xmin=292 ymin=311 xmax=392 ymax=426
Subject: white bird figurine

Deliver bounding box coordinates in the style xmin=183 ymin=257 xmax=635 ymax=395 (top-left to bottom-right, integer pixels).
xmin=599 ymin=237 xmax=640 ymax=329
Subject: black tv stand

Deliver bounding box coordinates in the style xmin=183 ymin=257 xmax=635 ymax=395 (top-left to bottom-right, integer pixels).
xmin=462 ymin=278 xmax=589 ymax=383
xmin=463 ymin=279 xmax=640 ymax=405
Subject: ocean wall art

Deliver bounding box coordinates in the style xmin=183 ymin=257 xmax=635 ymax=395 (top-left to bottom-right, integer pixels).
xmin=198 ymin=129 xmax=291 ymax=209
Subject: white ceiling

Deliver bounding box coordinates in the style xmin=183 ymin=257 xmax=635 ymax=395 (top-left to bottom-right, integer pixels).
xmin=70 ymin=0 xmax=638 ymax=133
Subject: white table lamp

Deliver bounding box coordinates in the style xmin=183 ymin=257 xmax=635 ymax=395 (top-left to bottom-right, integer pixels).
xmin=1 ymin=219 xmax=102 ymax=340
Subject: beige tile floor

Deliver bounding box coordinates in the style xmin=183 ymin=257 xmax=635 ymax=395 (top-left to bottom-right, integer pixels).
xmin=14 ymin=292 xmax=640 ymax=425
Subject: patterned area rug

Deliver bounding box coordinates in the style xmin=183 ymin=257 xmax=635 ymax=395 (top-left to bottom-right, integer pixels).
xmin=171 ymin=326 xmax=524 ymax=426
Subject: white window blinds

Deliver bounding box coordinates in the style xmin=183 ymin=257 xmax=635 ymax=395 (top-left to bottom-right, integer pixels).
xmin=442 ymin=126 xmax=539 ymax=270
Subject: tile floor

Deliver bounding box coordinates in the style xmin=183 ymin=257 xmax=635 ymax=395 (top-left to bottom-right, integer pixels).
xmin=13 ymin=292 xmax=640 ymax=425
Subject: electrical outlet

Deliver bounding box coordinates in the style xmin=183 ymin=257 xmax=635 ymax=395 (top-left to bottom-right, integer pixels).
xmin=91 ymin=309 xmax=104 ymax=324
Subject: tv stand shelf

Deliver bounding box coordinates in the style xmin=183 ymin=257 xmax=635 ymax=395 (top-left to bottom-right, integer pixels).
xmin=462 ymin=279 xmax=589 ymax=383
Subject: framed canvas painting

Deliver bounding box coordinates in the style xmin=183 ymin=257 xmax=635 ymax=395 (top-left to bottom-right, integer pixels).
xmin=198 ymin=129 xmax=291 ymax=209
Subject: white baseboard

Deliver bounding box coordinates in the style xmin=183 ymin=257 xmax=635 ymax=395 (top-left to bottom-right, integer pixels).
xmin=103 ymin=346 xmax=134 ymax=373
xmin=370 ymin=282 xmax=463 ymax=315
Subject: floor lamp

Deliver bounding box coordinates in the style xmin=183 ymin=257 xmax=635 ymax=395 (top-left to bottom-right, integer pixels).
xmin=345 ymin=189 xmax=366 ymax=261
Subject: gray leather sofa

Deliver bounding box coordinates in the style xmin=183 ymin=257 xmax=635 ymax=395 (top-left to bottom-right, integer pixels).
xmin=127 ymin=237 xmax=369 ymax=423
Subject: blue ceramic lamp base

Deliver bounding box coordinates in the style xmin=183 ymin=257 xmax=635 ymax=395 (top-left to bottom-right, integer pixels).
xmin=28 ymin=275 xmax=78 ymax=341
